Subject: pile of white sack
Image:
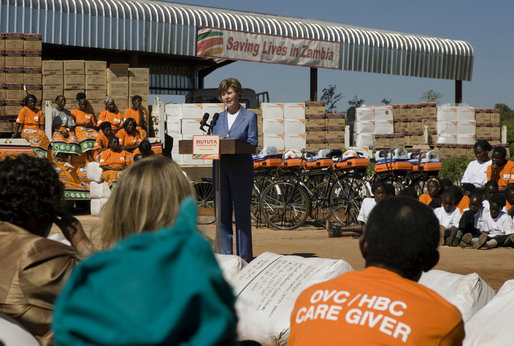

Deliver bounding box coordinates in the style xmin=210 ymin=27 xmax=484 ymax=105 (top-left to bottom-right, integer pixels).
xmin=216 ymin=252 xmax=513 ymax=346
xmin=87 ymin=162 xmax=110 ymax=216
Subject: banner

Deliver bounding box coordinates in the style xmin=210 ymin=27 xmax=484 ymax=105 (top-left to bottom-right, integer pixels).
xmin=197 ymin=27 xmax=341 ymax=70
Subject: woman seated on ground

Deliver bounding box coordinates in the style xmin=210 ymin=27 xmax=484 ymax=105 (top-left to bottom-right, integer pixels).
xmin=94 ymin=121 xmax=115 ymax=160
xmin=97 ymin=96 xmax=123 ymax=132
xmin=52 ymin=156 xmax=239 ymax=345
xmin=133 ymin=139 xmax=155 ymax=162
xmin=124 ymin=95 xmax=148 ymax=139
xmin=52 ymin=95 xmax=81 ymax=167
xmin=12 ymin=94 xmax=50 ymax=157
xmin=461 ymin=140 xmax=492 ymax=188
xmin=419 ymin=177 xmax=442 ymax=208
xmin=326 ymin=181 xmax=395 ymax=237
xmin=99 ymin=136 xmax=133 ymax=186
xmin=116 ymin=117 xmax=142 ymax=152
xmin=0 ymin=155 xmax=92 ymax=346
xmin=71 ymin=92 xmax=98 ymax=161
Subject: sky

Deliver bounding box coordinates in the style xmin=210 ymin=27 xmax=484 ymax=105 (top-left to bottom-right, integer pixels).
xmin=159 ymin=0 xmax=514 ymax=111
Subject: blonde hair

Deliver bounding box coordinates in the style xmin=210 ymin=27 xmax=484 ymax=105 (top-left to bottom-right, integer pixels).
xmin=100 ymin=156 xmax=194 ymax=248
xmin=218 ymin=78 xmax=243 ymax=98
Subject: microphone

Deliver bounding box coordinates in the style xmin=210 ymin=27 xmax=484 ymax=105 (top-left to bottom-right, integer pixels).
xmin=208 ymin=113 xmax=219 ymax=135
xmin=199 ymin=113 xmax=210 ymax=132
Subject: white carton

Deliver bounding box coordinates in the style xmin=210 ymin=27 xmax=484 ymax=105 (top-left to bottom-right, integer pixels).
xmin=355 ymin=120 xmax=375 ymax=133
xmin=284 ymin=119 xmax=306 ymax=134
xmin=437 ymin=134 xmax=458 ymax=144
xmin=166 ymin=116 xmax=181 ymax=133
xmin=261 ymin=103 xmax=284 ymax=119
xmin=262 ymin=118 xmax=284 ymax=134
xmin=180 ymin=103 xmax=204 ymax=119
xmin=437 ymin=121 xmax=458 ymax=135
xmin=374 ymin=106 xmax=394 ymax=121
xmin=284 ymin=134 xmax=306 ymax=150
xmin=374 ymin=120 xmax=394 ymax=135
xmin=437 ymin=106 xmax=458 ymax=122
xmin=354 ymin=133 xmax=374 ymax=147
xmin=457 ymin=121 xmax=476 ymax=135
xmin=203 ymin=103 xmax=225 ymax=117
xmin=457 ymin=106 xmax=476 ymax=122
xmin=457 ymin=134 xmax=476 ymax=145
xmin=283 ymin=103 xmax=305 ymax=119
xmin=356 ymin=107 xmax=375 ymax=121
xmin=181 ymin=119 xmax=203 ymax=135
xmin=263 ymin=134 xmax=285 ymax=152
xmin=165 ymin=103 xmax=182 ymax=117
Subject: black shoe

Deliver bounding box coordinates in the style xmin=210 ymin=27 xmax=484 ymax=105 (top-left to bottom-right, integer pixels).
xmin=326 ymin=221 xmax=342 ymax=238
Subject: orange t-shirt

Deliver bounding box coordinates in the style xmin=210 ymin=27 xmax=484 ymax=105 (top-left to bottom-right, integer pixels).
xmin=71 ymin=109 xmax=95 ymax=126
xmin=418 ymin=194 xmax=432 ymax=206
xmin=97 ymin=110 xmax=123 ymax=129
xmin=289 ymin=266 xmax=464 ymax=346
xmin=99 ymin=149 xmax=132 ymax=169
xmin=94 ymin=132 xmax=111 ymax=151
xmin=116 ymin=128 xmax=142 ymax=148
xmin=457 ymin=195 xmax=470 ymax=213
xmin=123 ymin=108 xmax=147 ymax=127
xmin=16 ymin=106 xmax=44 ymax=131
xmin=486 ymin=160 xmax=514 ymax=189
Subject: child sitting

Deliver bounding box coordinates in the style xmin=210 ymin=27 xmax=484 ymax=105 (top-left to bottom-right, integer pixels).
xmin=326 ymin=181 xmax=395 ymax=237
xmin=419 ymin=177 xmax=442 ymax=209
xmin=472 ymin=193 xmax=514 ymax=249
xmin=434 ymin=186 xmax=462 ymax=246
xmin=458 ymin=191 xmax=485 ymax=248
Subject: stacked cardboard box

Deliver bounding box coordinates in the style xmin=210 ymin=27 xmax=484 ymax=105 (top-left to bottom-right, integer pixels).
xmin=129 ymin=68 xmax=149 ymax=109
xmin=324 ymin=113 xmax=345 ymax=150
xmin=305 ymin=101 xmax=326 ymax=152
xmin=283 ymin=103 xmax=306 ymax=150
xmin=85 ymin=61 xmax=107 ymax=113
xmin=436 ymin=105 xmax=476 ymax=145
xmin=261 ymin=103 xmax=285 ymax=152
xmin=1 ymin=33 xmax=42 ymax=133
xmin=475 ymin=108 xmax=501 ymax=144
xmin=107 ymin=64 xmax=129 ymax=110
xmin=387 ymin=103 xmax=435 ymax=148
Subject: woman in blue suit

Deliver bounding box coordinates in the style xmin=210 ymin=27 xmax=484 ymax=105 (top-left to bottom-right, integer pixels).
xmin=212 ymin=78 xmax=258 ymax=262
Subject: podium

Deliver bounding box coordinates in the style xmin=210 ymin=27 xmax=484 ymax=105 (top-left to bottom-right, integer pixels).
xmin=179 ymin=139 xmax=257 ymax=253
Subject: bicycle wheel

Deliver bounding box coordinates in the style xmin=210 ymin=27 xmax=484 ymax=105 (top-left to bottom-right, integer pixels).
xmin=193 ymin=181 xmax=216 ymax=225
xmin=329 ymin=178 xmax=364 ymax=226
xmin=309 ymin=181 xmax=332 ymax=223
xmin=251 ymin=173 xmax=274 ymax=223
xmin=260 ymin=181 xmax=310 ymax=230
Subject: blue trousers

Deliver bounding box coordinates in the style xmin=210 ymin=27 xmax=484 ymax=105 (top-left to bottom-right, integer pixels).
xmin=213 ymin=154 xmax=254 ymax=262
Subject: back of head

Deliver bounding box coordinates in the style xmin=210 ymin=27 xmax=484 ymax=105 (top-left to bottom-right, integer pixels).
xmin=363 ymin=197 xmax=439 ymax=281
xmin=101 ymin=156 xmax=194 ymax=248
xmin=0 ymin=155 xmax=63 ymax=231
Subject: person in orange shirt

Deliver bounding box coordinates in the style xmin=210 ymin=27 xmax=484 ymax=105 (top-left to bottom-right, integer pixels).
xmin=12 ymin=94 xmax=50 ymax=157
xmin=486 ymin=146 xmax=514 ymax=189
xmin=99 ymin=136 xmax=133 ymax=186
xmin=116 ymin=118 xmax=142 ymax=152
xmin=96 ymin=97 xmax=123 ymax=132
xmin=124 ymin=95 xmax=148 ymax=139
xmin=94 ymin=122 xmax=115 ymax=160
xmin=418 ymin=177 xmax=441 ymax=208
xmin=506 ymin=185 xmax=514 ymax=216
xmin=133 ymin=140 xmax=155 ymax=162
xmin=289 ymin=197 xmax=465 ymax=346
xmin=71 ymin=93 xmax=98 ymax=161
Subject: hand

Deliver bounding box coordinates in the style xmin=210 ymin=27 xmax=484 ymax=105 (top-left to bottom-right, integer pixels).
xmin=54 ymin=210 xmax=93 ymax=256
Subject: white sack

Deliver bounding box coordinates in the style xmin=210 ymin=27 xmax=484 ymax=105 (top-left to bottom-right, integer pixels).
xmin=47 ymin=233 xmax=71 ymax=246
xmin=86 ymin=162 xmax=103 ymax=183
xmin=419 ymin=270 xmax=495 ymax=322
xmin=90 ymin=198 xmax=109 ymax=216
xmin=463 ymin=280 xmax=514 ymax=345
xmin=89 ymin=181 xmax=111 ymax=199
xmin=0 ymin=313 xmax=39 ymax=346
xmin=215 ymin=254 xmax=248 ymax=288
xmin=232 ymin=252 xmax=353 ymax=346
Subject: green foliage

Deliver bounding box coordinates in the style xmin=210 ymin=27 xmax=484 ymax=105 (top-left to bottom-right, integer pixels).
xmin=348 ymin=95 xmax=365 ymax=108
xmin=320 ymin=85 xmax=343 ymax=113
xmin=381 ymin=98 xmax=392 ymax=105
xmin=420 ymin=90 xmax=443 ymax=102
xmin=438 ymin=156 xmax=470 ymax=182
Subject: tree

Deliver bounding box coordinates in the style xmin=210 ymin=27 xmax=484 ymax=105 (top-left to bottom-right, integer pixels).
xmin=420 ymin=90 xmax=443 ymax=102
xmin=495 ymin=103 xmax=514 ymax=160
xmin=348 ymin=95 xmax=365 ymax=108
xmin=381 ymin=98 xmax=392 ymax=105
xmin=320 ymin=85 xmax=343 ymax=113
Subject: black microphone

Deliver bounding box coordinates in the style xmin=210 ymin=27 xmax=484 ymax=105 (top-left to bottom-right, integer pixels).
xmin=208 ymin=113 xmax=219 ymax=135
xmin=199 ymin=113 xmax=210 ymax=132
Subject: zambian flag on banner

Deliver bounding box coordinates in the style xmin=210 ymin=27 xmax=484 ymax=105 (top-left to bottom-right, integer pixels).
xmin=197 ymin=28 xmax=224 ymax=57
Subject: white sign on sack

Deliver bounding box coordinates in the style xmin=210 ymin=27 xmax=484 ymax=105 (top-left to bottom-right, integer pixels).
xmin=197 ymin=27 xmax=342 ymax=70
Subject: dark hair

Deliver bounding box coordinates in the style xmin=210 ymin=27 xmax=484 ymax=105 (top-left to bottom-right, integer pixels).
xmin=23 ymin=94 xmax=37 ymax=106
xmin=55 ymin=95 xmax=65 ymax=102
xmin=474 ymin=140 xmax=492 ymax=152
xmin=439 ymin=178 xmax=454 ymax=194
xmin=138 ymin=140 xmax=152 ymax=155
xmin=398 ymin=186 xmax=418 ymax=199
xmin=364 ymin=197 xmax=439 ymax=279
xmin=76 ymin=92 xmax=87 ymax=101
xmin=493 ymin=146 xmax=507 ymax=159
xmin=461 ymin=183 xmax=476 ymax=194
xmin=371 ymin=181 xmax=394 ymax=195
xmin=123 ymin=117 xmax=137 ymax=129
xmin=470 ymin=190 xmax=484 ymax=201
xmin=489 ymin=193 xmax=506 ymax=208
xmin=505 ymin=184 xmax=514 ymax=195
xmin=99 ymin=122 xmax=112 ymax=131
xmin=108 ymin=136 xmax=119 ymax=147
xmin=441 ymin=185 xmax=463 ymax=204
xmin=131 ymin=95 xmax=142 ymax=103
xmin=485 ymin=180 xmax=499 ymax=191
xmin=0 ymin=155 xmax=64 ymax=228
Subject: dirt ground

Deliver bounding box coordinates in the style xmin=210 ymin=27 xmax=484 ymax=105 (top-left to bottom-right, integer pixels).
xmin=64 ymin=214 xmax=514 ymax=292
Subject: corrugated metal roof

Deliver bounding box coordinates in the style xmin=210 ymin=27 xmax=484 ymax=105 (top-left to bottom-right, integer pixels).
xmin=0 ymin=0 xmax=473 ymax=80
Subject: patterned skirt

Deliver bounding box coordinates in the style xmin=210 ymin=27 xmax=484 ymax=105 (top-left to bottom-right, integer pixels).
xmin=21 ymin=128 xmax=50 ymax=158
xmin=52 ymin=127 xmax=81 ymax=155
xmin=75 ymin=126 xmax=99 ymax=153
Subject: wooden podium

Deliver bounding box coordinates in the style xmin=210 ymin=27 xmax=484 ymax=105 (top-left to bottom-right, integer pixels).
xmin=179 ymin=139 xmax=256 ymax=253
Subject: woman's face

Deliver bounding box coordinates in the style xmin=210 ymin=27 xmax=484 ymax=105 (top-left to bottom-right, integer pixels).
xmin=126 ymin=121 xmax=135 ymax=133
xmin=221 ymin=87 xmax=240 ymax=110
xmin=107 ymin=101 xmax=116 ymax=112
xmin=492 ymin=151 xmax=506 ymax=167
xmin=56 ymin=96 xmax=66 ymax=108
xmin=427 ymin=181 xmax=440 ymax=197
xmin=474 ymin=146 xmax=489 ymax=162
xmin=78 ymin=99 xmax=87 ymax=111
xmin=373 ymin=186 xmax=387 ymax=202
xmin=26 ymin=97 xmax=37 ymax=109
xmin=109 ymin=138 xmax=120 ymax=151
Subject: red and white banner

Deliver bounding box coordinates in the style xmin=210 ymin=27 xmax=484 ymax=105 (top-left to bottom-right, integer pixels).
xmin=197 ymin=27 xmax=341 ymax=70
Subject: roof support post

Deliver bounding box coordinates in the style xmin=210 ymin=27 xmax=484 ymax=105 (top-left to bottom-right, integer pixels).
xmin=310 ymin=67 xmax=318 ymax=101
xmin=455 ymin=80 xmax=462 ymax=104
